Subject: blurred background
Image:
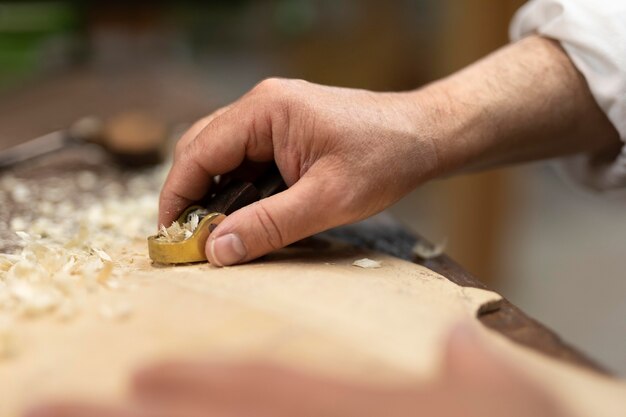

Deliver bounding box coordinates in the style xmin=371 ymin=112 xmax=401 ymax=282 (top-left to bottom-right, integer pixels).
xmin=0 ymin=0 xmax=623 ymax=375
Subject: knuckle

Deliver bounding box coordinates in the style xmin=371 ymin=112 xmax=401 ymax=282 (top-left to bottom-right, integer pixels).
xmin=185 ymin=135 xmax=207 ymax=161
xmin=159 ymin=184 xmax=187 ymax=209
xmin=174 ymin=137 xmax=187 ymax=156
xmin=254 ymin=77 xmax=287 ymax=94
xmin=252 ymin=77 xmax=304 ymax=107
xmin=252 ymin=201 xmax=285 ymax=251
xmin=175 ymin=137 xmax=209 ymax=177
xmin=175 ymin=116 xmax=211 ymax=153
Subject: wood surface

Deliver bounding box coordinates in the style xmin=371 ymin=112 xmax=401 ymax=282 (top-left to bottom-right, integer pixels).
xmin=0 ymin=241 xmax=502 ymax=415
xmin=0 ymin=149 xmax=609 ymax=375
xmin=1 ymin=238 xmax=625 ymax=417
xmin=0 ymin=147 xmax=621 ymax=417
xmin=323 ymin=216 xmax=610 ymax=374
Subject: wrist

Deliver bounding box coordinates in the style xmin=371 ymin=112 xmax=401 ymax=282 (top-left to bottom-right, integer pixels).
xmin=398 ymin=80 xmax=481 ymax=180
xmin=402 ymin=35 xmax=620 ymax=178
xmin=412 ymin=83 xmax=475 ymax=176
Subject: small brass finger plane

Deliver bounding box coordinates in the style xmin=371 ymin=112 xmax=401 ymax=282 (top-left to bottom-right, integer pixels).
xmin=148 ymin=165 xmax=285 ymax=264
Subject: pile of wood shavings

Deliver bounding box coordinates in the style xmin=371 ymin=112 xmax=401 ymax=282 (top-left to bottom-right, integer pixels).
xmin=0 ymin=231 xmax=116 ymax=318
xmin=0 ymin=163 xmax=169 ymax=358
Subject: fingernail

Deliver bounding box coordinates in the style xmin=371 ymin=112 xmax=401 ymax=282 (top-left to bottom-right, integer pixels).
xmin=210 ymin=234 xmax=247 ymax=266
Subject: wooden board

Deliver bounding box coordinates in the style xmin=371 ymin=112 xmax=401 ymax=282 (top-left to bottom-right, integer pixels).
xmin=2 ymin=149 xmax=624 ymax=417
xmin=1 ymin=240 xmax=625 ymax=417
xmin=0 ymin=241 xmax=499 ymax=415
xmin=0 ymin=136 xmax=608 ymax=376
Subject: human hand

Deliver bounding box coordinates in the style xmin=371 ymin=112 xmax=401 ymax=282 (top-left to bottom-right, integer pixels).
xmin=159 ymin=35 xmax=621 ymax=267
xmin=25 ymin=324 xmax=569 ymax=417
xmin=159 ymin=79 xmax=440 ymax=266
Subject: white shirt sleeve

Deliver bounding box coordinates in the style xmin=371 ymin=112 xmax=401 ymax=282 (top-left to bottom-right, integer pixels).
xmin=510 ymin=0 xmax=626 ymax=191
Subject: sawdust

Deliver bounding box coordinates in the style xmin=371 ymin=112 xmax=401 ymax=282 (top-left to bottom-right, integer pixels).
xmin=0 ymin=163 xmax=169 ymax=334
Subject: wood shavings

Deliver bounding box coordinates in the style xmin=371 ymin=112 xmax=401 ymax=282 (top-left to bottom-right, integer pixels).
xmin=99 ymin=301 xmax=132 ymax=321
xmin=0 ymin=165 xmax=172 ymax=325
xmin=14 ymin=231 xmax=31 ymax=241
xmin=0 ymin=236 xmax=118 ymax=318
xmin=412 ymin=239 xmax=447 ymax=260
xmin=96 ymin=261 xmax=114 ymax=284
xmin=352 ymin=258 xmax=382 ymax=269
xmin=12 ymin=282 xmax=63 ymax=317
xmin=76 ymin=171 xmax=98 ymax=191
xmin=10 ymin=183 xmax=30 ymax=203
xmin=157 ymin=222 xmax=185 ymax=242
xmin=92 ymin=248 xmax=112 ymax=262
xmin=9 ymin=217 xmax=27 ymax=232
xmin=0 ymin=162 xmax=172 ymax=327
xmin=156 ymin=213 xmax=199 ymax=242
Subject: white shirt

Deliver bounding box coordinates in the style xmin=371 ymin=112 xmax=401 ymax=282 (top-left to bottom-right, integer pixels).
xmin=510 ymin=0 xmax=626 ymax=191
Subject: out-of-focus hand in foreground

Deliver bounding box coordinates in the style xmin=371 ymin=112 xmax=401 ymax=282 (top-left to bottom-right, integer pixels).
xmin=159 ymin=35 xmax=619 ymax=267
xmin=25 ymin=323 xmax=570 ymax=417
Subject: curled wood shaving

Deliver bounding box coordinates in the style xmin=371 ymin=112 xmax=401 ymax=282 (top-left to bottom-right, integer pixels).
xmin=412 ymin=238 xmax=447 ymax=260
xmin=92 ymin=248 xmax=112 ymax=262
xmin=156 ymin=213 xmax=199 ymax=242
xmin=352 ymin=258 xmax=382 ymax=269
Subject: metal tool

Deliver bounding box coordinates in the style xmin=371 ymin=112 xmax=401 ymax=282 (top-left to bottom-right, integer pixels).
xmin=147 ymin=165 xmax=286 ymax=264
xmin=0 ymin=111 xmax=168 ymax=170
xmin=0 ymin=117 xmax=101 ymax=170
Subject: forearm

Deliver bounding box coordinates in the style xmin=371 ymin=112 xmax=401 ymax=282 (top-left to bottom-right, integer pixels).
xmin=410 ymin=35 xmax=621 ymax=176
xmin=158 ymin=35 xmax=621 ymax=266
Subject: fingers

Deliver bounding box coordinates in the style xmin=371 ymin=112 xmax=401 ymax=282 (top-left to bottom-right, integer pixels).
xmin=158 ymin=100 xmax=275 ymax=227
xmin=133 ymin=361 xmax=324 ymax=416
xmin=442 ymin=321 xmax=531 ymax=385
xmin=25 ymin=401 xmax=221 ymax=417
xmin=24 ymin=403 xmax=167 ymax=417
xmin=205 ymin=172 xmax=342 ymax=266
xmin=133 ymin=361 xmax=299 ymax=406
xmin=442 ymin=321 xmax=496 ymax=380
xmin=442 ymin=321 xmax=534 ymax=388
xmin=440 ymin=322 xmax=568 ymax=417
xmin=133 ymin=361 xmax=413 ymax=417
xmin=25 ymin=404 xmax=124 ymax=417
xmin=174 ymin=104 xmax=235 ymax=162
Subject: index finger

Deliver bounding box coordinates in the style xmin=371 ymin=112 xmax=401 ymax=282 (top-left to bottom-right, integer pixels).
xmin=158 ymin=101 xmax=274 ymax=227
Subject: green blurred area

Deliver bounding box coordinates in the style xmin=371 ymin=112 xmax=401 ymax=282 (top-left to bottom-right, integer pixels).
xmin=0 ymin=2 xmax=81 ymax=89
xmin=0 ymin=0 xmax=437 ymax=91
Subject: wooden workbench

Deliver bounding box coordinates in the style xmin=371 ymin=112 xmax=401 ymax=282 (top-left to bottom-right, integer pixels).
xmin=324 ymin=217 xmax=607 ymax=374
xmin=0 ymin=144 xmax=607 ymax=377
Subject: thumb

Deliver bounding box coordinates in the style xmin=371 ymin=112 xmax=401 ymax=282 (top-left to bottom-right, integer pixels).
xmin=205 ymin=176 xmax=338 ymax=266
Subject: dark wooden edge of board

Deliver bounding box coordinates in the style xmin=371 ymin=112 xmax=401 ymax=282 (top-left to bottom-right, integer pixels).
xmin=322 ymin=213 xmax=612 ymax=376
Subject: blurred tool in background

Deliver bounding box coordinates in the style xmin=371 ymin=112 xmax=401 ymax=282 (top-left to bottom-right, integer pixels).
xmin=0 ymin=111 xmax=168 ymax=170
